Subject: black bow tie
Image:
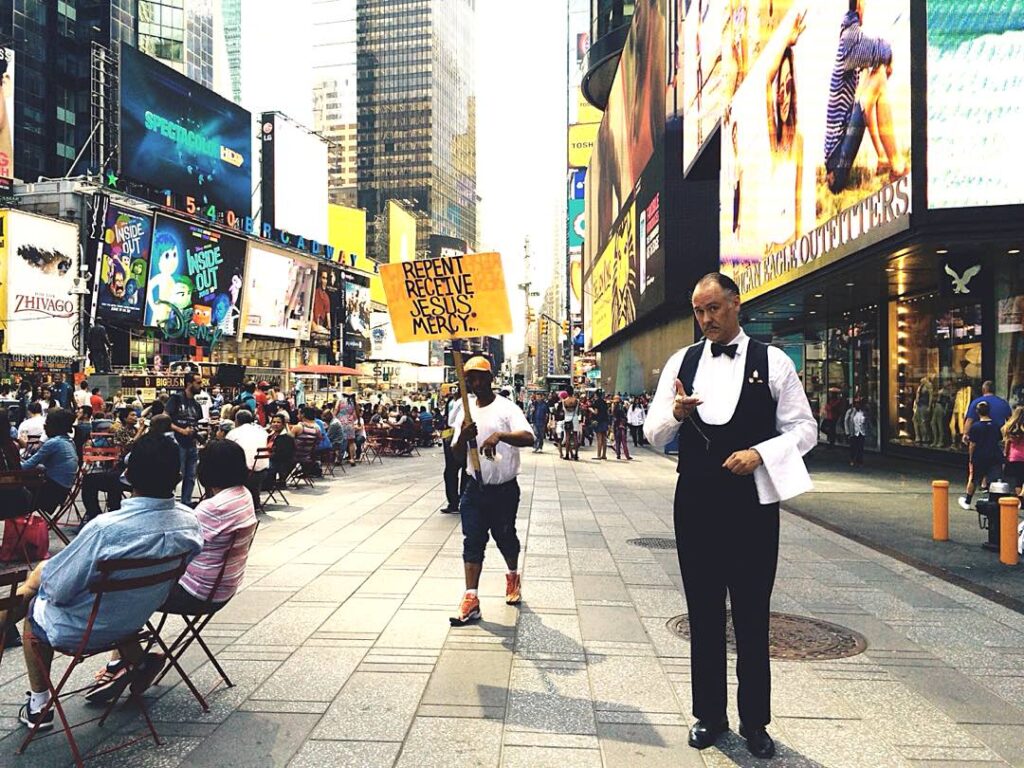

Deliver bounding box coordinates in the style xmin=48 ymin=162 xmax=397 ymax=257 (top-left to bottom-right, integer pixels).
xmin=710 ymin=342 xmax=738 ymax=359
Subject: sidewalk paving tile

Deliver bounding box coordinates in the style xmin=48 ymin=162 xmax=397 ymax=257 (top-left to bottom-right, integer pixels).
xmin=394 ymin=716 xmax=502 ymax=768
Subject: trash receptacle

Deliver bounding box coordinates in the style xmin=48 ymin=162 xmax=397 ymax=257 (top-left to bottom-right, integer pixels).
xmin=976 ymin=481 xmax=1014 ymax=552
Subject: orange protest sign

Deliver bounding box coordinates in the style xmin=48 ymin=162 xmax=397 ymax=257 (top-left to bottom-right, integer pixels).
xmin=380 ymin=252 xmax=513 ymax=343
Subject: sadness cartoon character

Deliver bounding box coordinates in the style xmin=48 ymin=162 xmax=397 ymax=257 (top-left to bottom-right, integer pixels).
xmin=148 ymin=233 xmax=181 ymax=324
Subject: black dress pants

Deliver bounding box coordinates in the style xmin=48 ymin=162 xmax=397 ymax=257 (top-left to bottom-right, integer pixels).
xmin=673 ymin=476 xmax=780 ymax=728
xmin=442 ymin=439 xmax=465 ymax=509
xmin=82 ymin=470 xmax=125 ymax=521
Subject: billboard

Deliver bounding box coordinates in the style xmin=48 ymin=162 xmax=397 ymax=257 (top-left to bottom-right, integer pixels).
xmin=928 ymin=2 xmax=1024 ymax=208
xmin=369 ymin=310 xmax=429 ymax=366
xmin=568 ymin=199 xmax=585 ymax=248
xmin=0 ymin=48 xmax=13 ymax=179
xmin=584 ymin=0 xmax=666 ymax=348
xmin=243 ymin=244 xmax=317 ymax=340
xmin=568 ymin=122 xmax=600 ymax=168
xmin=93 ymin=201 xmax=152 ymax=323
xmin=260 ymin=112 xmax=330 ymax=243
xmin=682 ymin=0 xmax=727 ymax=172
xmin=388 ymin=201 xmax=417 ymax=263
xmin=120 ymin=44 xmax=253 ymax=218
xmin=720 ymin=1 xmax=912 ymax=300
xmin=0 ymin=211 xmax=79 ymax=356
xmin=344 ymin=281 xmax=372 ymax=361
xmin=144 ymin=215 xmax=246 ymax=346
xmin=311 ymin=262 xmax=344 ymax=346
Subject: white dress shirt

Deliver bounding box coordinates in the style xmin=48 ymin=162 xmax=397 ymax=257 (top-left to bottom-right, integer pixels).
xmin=644 ymin=330 xmax=817 ymax=503
xmin=226 ymin=423 xmax=270 ymax=472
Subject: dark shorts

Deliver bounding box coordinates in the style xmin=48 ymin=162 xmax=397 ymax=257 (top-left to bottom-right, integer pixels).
xmin=826 ymin=103 xmax=867 ymax=193
xmin=971 ymin=461 xmax=1002 ymax=483
xmin=1004 ymin=461 xmax=1024 ymax=486
xmin=460 ymin=477 xmax=521 ymax=564
xmin=595 ymin=420 xmax=609 ymax=434
xmin=161 ymin=583 xmax=227 ymax=615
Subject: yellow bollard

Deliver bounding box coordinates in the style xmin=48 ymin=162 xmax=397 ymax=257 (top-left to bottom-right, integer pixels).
xmin=932 ymin=480 xmax=950 ymax=542
xmin=999 ymin=496 xmax=1019 ymax=566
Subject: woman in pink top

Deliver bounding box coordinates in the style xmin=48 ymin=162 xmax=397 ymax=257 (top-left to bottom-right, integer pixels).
xmin=88 ymin=440 xmax=257 ymax=704
xmin=1002 ymin=406 xmax=1024 ymax=494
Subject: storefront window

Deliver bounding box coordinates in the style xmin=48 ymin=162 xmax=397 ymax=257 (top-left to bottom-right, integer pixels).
xmin=890 ymin=293 xmax=982 ymax=452
xmin=995 ymin=258 xmax=1024 ymax=407
xmin=827 ymin=307 xmax=881 ymax=450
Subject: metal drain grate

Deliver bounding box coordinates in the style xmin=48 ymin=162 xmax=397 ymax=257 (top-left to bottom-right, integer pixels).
xmin=667 ymin=612 xmax=868 ymax=661
xmin=627 ymin=537 xmax=677 ymax=550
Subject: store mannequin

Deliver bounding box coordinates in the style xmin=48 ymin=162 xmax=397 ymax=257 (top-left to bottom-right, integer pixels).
xmin=931 ymin=378 xmax=952 ymax=448
xmin=950 ymin=378 xmax=973 ymax=447
xmin=913 ymin=378 xmax=933 ymax=445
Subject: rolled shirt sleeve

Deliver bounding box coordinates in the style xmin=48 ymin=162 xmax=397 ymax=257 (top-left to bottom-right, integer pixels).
xmin=751 ymin=347 xmax=817 ymax=502
xmin=644 ymin=348 xmax=688 ymax=449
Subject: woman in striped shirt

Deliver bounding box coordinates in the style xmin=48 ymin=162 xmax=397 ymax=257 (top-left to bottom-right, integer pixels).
xmin=88 ymin=439 xmax=257 ymax=703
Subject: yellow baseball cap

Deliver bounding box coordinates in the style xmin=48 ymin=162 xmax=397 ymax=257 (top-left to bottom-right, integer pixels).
xmin=464 ymin=356 xmax=492 ymax=374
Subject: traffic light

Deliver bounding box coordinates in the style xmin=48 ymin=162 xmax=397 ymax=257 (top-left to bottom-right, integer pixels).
xmin=561 ymin=320 xmax=570 ymax=334
xmin=540 ymin=319 xmax=547 ymax=335
xmin=527 ymin=308 xmax=536 ymax=324
xmin=527 ymin=345 xmax=534 ymax=356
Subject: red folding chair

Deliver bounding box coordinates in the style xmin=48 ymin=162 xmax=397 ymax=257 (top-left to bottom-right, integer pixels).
xmin=17 ymin=553 xmax=191 ymax=768
xmin=0 ymin=568 xmax=28 ymax=667
xmin=147 ymin=523 xmax=258 ymax=710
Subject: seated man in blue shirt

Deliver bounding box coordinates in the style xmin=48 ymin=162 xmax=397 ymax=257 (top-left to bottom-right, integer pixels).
xmin=3 ymin=433 xmax=203 ymax=731
xmin=21 ymin=408 xmax=79 ymax=513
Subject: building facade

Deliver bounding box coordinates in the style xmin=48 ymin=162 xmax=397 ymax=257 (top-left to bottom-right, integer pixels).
xmin=312 ymin=0 xmax=358 ymax=206
xmin=356 ymin=0 xmax=477 ymax=261
xmin=220 ymin=0 xmax=242 ymax=101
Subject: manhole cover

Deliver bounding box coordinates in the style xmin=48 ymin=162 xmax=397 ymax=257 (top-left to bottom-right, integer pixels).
xmin=627 ymin=537 xmax=677 ymax=550
xmin=666 ymin=612 xmax=867 ymax=661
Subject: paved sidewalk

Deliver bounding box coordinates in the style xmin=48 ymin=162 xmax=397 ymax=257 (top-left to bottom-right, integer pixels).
xmin=2 ymin=447 xmax=1024 ymax=767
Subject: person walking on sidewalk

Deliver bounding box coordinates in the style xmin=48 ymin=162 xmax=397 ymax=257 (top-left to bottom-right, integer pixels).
xmin=449 ymin=357 xmax=534 ymax=625
xmin=528 ymin=393 xmax=549 ymax=453
xmin=959 ymin=400 xmax=1004 ymax=510
xmin=1002 ymin=406 xmax=1024 ymax=495
xmin=962 ymin=380 xmax=1011 ymax=446
xmin=563 ymin=391 xmax=581 ymax=460
xmin=439 ymin=391 xmax=465 ymax=513
xmin=591 ymin=391 xmax=610 ymax=460
xmin=612 ymin=396 xmax=632 ymax=460
xmin=628 ymin=397 xmax=646 ymax=447
xmin=645 ymin=273 xmax=816 ymax=760
xmin=845 ymin=399 xmax=867 ymax=467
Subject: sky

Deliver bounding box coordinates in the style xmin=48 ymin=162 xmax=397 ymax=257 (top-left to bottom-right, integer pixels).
xmin=233 ymin=0 xmax=568 ymax=357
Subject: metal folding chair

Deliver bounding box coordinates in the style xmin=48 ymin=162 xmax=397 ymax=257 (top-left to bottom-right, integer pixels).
xmin=17 ymin=553 xmax=191 ymax=768
xmin=147 ymin=522 xmax=258 ymax=710
xmin=0 ymin=568 xmax=28 ymax=667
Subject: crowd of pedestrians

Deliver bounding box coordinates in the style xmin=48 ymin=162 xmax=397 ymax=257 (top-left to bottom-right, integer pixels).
xmin=524 ymin=389 xmax=650 ymax=461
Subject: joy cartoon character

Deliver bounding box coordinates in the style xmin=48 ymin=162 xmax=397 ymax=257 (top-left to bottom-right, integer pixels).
xmin=148 ymin=233 xmax=182 ymax=324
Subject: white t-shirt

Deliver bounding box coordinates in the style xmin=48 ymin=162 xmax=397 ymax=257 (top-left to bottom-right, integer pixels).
xmin=226 ymin=423 xmax=270 ymax=472
xmin=18 ymin=415 xmax=47 ymax=446
xmin=73 ymin=389 xmax=91 ymax=409
xmin=451 ymin=395 xmax=533 ymax=486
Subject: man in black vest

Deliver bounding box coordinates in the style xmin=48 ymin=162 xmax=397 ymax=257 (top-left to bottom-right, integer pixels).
xmin=645 ymin=273 xmax=816 ymax=759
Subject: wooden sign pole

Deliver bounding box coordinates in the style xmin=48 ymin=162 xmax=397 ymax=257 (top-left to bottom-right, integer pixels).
xmin=452 ymin=348 xmax=482 ymax=475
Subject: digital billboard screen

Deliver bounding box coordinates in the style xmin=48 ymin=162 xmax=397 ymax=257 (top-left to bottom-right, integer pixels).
xmin=720 ymin=1 xmax=912 ymax=300
xmin=243 ymin=244 xmax=317 ymax=341
xmin=260 ymin=112 xmax=329 ymax=243
xmin=93 ymin=200 xmax=152 ymax=324
xmin=928 ymin=1 xmax=1024 ymax=208
xmin=345 ymin=282 xmax=372 ymax=361
xmin=584 ymin=0 xmax=665 ymax=349
xmin=0 ymin=48 xmax=14 ymax=180
xmin=120 ymin=44 xmax=253 ymax=218
xmin=144 ymin=215 xmax=246 ymax=346
xmin=311 ymin=262 xmax=344 ymax=347
xmin=388 ymin=201 xmax=417 ymax=263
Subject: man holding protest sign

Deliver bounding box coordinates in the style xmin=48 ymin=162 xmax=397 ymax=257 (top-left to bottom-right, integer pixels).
xmin=379 ymin=251 xmax=520 ymax=625
xmin=449 ymin=356 xmax=534 ymax=624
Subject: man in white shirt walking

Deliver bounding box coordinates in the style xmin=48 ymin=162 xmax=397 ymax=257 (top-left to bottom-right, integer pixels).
xmin=645 ymin=273 xmax=816 ymax=760
xmin=449 ymin=356 xmax=534 ymax=626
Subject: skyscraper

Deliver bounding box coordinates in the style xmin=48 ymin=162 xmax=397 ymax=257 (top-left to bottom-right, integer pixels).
xmin=220 ymin=0 xmax=242 ymax=102
xmin=356 ymin=0 xmax=477 ymax=261
xmin=312 ymin=0 xmax=358 ymax=206
xmin=137 ymin=0 xmax=215 ymax=88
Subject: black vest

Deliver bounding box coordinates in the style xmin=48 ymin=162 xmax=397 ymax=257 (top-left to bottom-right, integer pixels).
xmin=675 ymin=339 xmax=779 ymax=500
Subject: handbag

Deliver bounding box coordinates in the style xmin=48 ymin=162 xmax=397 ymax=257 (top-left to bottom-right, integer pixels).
xmin=0 ymin=515 xmax=49 ymax=562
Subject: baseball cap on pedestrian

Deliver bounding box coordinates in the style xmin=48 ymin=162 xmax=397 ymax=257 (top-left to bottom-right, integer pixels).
xmin=464 ymin=356 xmax=492 ymax=374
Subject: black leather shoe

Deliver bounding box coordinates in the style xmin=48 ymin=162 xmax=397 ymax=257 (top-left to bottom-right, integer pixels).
xmin=687 ymin=717 xmax=729 ymax=749
xmin=739 ymin=723 xmax=775 ymax=759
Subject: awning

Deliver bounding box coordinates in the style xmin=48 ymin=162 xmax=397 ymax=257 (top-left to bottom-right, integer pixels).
xmin=290 ymin=365 xmax=362 ymax=376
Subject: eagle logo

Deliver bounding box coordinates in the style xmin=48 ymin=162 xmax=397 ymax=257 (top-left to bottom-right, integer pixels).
xmin=945 ymin=263 xmax=980 ymax=294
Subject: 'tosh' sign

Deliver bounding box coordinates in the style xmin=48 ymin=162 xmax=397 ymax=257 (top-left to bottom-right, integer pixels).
xmin=380 ymin=252 xmax=513 ymax=343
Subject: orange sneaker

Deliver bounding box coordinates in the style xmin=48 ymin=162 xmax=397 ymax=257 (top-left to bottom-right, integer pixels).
xmin=505 ymin=572 xmax=522 ymax=605
xmin=449 ymin=592 xmax=481 ymax=626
